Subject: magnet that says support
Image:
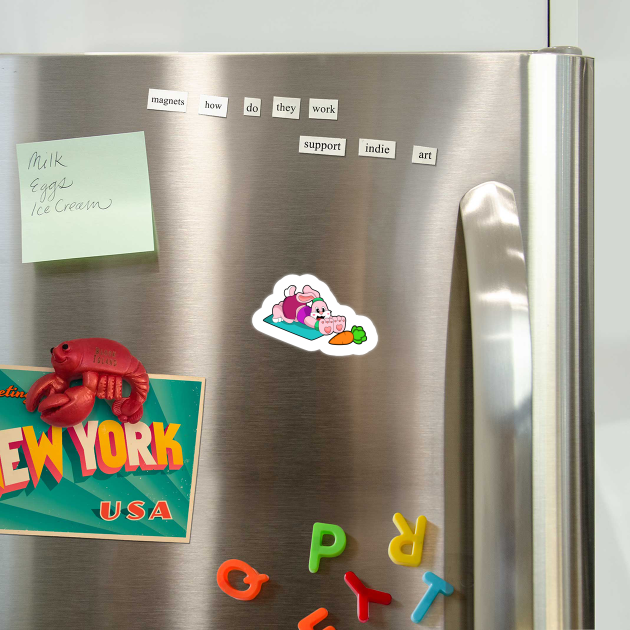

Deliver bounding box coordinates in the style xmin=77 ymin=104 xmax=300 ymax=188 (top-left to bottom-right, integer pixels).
xmin=410 ymin=571 xmax=454 ymax=624
xmin=308 ymin=522 xmax=347 ymax=573
xmin=216 ymin=559 xmax=269 ymax=601
xmin=298 ymin=607 xmax=335 ymax=630
xmin=388 ymin=512 xmax=427 ymax=567
xmin=344 ymin=571 xmax=392 ymax=622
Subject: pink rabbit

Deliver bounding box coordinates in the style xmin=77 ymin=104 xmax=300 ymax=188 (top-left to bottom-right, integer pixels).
xmin=272 ymin=285 xmax=346 ymax=336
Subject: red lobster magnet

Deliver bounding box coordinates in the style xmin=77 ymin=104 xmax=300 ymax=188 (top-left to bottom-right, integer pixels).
xmin=26 ymin=338 xmax=149 ymax=428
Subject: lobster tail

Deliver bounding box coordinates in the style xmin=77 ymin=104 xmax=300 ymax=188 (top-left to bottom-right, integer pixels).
xmin=112 ymin=358 xmax=150 ymax=424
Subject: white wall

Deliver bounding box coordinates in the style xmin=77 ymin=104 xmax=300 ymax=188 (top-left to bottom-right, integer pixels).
xmin=577 ymin=1 xmax=629 ymax=627
xmin=0 ymin=0 xmax=547 ymax=53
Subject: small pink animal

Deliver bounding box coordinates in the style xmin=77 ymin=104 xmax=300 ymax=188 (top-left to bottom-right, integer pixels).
xmin=272 ymin=285 xmax=346 ymax=336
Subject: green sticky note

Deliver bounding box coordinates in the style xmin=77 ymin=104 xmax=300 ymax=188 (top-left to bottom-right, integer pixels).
xmin=16 ymin=132 xmax=155 ymax=263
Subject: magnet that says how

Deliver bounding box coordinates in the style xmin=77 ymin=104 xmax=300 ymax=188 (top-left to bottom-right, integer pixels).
xmin=216 ymin=559 xmax=269 ymax=601
xmin=308 ymin=522 xmax=347 ymax=573
xmin=388 ymin=512 xmax=427 ymax=567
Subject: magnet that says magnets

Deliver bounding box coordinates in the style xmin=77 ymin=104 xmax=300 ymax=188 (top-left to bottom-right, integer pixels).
xmin=344 ymin=571 xmax=392 ymax=622
xmin=298 ymin=607 xmax=335 ymax=630
xmin=308 ymin=522 xmax=347 ymax=573
xmin=216 ymin=559 xmax=269 ymax=601
xmin=388 ymin=512 xmax=427 ymax=567
xmin=410 ymin=571 xmax=454 ymax=624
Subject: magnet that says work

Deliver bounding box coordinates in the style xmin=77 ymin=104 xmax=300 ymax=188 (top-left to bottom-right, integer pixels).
xmin=308 ymin=522 xmax=347 ymax=573
xmin=298 ymin=607 xmax=335 ymax=630
xmin=388 ymin=512 xmax=427 ymax=567
xmin=411 ymin=572 xmax=454 ymax=624
xmin=216 ymin=559 xmax=269 ymax=601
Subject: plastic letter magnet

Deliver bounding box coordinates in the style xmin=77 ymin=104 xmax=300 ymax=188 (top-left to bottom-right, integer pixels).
xmin=410 ymin=571 xmax=454 ymax=623
xmin=309 ymin=522 xmax=347 ymax=573
xmin=298 ymin=607 xmax=335 ymax=630
xmin=388 ymin=512 xmax=427 ymax=567
xmin=344 ymin=571 xmax=392 ymax=622
xmin=216 ymin=559 xmax=269 ymax=601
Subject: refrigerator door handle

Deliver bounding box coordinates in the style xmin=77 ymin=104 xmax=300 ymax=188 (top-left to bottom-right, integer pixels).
xmin=460 ymin=181 xmax=533 ymax=629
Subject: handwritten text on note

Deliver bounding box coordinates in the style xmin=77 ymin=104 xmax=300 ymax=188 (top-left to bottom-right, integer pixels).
xmin=17 ymin=132 xmax=154 ymax=263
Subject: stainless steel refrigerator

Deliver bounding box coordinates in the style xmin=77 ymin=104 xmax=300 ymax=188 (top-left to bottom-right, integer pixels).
xmin=0 ymin=50 xmax=593 ymax=629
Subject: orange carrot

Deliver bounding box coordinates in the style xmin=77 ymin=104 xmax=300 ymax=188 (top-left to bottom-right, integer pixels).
xmin=329 ymin=331 xmax=354 ymax=345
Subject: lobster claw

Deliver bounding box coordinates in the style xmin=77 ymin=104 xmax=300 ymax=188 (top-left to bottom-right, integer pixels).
xmin=37 ymin=386 xmax=96 ymax=428
xmin=25 ymin=373 xmax=67 ymax=413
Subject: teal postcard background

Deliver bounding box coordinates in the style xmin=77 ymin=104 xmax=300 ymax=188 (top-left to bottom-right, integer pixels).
xmin=0 ymin=367 xmax=204 ymax=542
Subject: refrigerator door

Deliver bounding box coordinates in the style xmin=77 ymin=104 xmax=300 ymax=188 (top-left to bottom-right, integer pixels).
xmin=0 ymin=52 xmax=593 ymax=629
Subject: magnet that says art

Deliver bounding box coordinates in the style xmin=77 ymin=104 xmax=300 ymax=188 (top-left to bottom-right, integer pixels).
xmin=25 ymin=338 xmax=149 ymax=427
xmin=216 ymin=559 xmax=269 ymax=601
xmin=388 ymin=512 xmax=427 ymax=567
xmin=252 ymin=274 xmax=378 ymax=356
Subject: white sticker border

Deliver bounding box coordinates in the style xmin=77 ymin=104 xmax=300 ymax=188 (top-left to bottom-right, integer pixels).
xmin=252 ymin=274 xmax=378 ymax=356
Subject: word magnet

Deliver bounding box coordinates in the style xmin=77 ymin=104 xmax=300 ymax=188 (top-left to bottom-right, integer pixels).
xmin=216 ymin=559 xmax=269 ymax=601
xmin=388 ymin=512 xmax=427 ymax=566
xmin=244 ymin=97 xmax=261 ymax=116
xmin=198 ymin=95 xmax=228 ymax=118
xmin=309 ymin=522 xmax=346 ymax=573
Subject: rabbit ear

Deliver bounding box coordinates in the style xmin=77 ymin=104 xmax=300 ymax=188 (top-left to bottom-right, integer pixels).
xmin=300 ymin=284 xmax=320 ymax=298
xmin=296 ymin=293 xmax=314 ymax=303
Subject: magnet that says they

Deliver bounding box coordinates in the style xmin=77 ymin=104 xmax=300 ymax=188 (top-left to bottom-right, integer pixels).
xmin=298 ymin=608 xmax=335 ymax=630
xmin=388 ymin=512 xmax=427 ymax=567
xmin=309 ymin=522 xmax=347 ymax=573
xmin=216 ymin=559 xmax=269 ymax=601
xmin=272 ymin=96 xmax=300 ymax=119
xmin=252 ymin=274 xmax=378 ymax=356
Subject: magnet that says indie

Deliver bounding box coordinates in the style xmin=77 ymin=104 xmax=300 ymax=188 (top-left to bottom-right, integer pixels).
xmin=308 ymin=522 xmax=347 ymax=573
xmin=298 ymin=607 xmax=335 ymax=630
xmin=388 ymin=512 xmax=427 ymax=567
xmin=216 ymin=559 xmax=269 ymax=601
